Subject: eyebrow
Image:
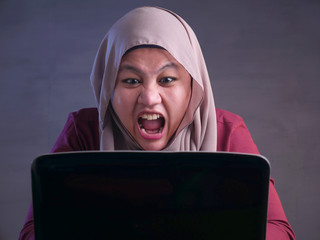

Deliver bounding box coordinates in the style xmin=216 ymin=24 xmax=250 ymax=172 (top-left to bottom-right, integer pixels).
xmin=118 ymin=62 xmax=179 ymax=74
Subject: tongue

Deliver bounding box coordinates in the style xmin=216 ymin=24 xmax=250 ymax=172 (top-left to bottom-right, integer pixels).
xmin=141 ymin=118 xmax=163 ymax=130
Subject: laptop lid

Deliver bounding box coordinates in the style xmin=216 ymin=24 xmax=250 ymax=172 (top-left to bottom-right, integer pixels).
xmin=32 ymin=151 xmax=270 ymax=240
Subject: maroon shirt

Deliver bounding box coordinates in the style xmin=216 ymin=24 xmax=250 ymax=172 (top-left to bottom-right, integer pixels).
xmin=19 ymin=108 xmax=295 ymax=240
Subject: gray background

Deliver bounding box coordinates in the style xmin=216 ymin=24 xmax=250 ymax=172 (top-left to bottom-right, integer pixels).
xmin=0 ymin=0 xmax=319 ymax=239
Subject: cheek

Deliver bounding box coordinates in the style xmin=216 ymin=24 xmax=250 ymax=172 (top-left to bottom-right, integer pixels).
xmin=166 ymin=85 xmax=191 ymax=119
xmin=112 ymin=89 xmax=137 ymax=128
xmin=112 ymin=90 xmax=128 ymax=121
xmin=112 ymin=92 xmax=122 ymax=107
xmin=176 ymin=84 xmax=191 ymax=107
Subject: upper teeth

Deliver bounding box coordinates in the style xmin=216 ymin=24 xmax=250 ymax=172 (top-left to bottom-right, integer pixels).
xmin=141 ymin=113 xmax=161 ymax=120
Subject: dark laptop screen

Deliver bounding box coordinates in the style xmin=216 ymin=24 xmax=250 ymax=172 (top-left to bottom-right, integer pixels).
xmin=32 ymin=151 xmax=269 ymax=240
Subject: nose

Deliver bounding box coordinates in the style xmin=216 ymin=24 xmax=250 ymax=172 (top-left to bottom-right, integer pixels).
xmin=138 ymin=84 xmax=162 ymax=107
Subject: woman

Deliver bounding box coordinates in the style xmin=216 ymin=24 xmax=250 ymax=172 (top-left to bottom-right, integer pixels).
xmin=19 ymin=6 xmax=295 ymax=239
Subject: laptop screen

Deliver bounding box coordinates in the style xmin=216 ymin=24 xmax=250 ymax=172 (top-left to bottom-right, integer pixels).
xmin=32 ymin=151 xmax=269 ymax=240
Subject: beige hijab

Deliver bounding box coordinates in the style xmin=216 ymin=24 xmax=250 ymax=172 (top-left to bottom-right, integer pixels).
xmin=90 ymin=6 xmax=217 ymax=151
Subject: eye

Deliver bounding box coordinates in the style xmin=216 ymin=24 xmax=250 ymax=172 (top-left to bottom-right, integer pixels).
xmin=122 ymin=78 xmax=141 ymax=85
xmin=159 ymin=77 xmax=176 ymax=85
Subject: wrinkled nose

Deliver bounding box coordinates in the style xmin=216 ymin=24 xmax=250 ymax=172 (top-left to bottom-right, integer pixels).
xmin=138 ymin=85 xmax=162 ymax=107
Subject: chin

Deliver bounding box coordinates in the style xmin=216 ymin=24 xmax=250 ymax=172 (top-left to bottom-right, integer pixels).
xmin=140 ymin=142 xmax=166 ymax=151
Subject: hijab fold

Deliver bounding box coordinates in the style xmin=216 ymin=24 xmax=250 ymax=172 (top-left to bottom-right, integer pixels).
xmin=90 ymin=6 xmax=217 ymax=151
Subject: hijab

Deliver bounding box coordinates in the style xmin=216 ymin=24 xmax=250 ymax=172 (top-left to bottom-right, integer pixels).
xmin=90 ymin=6 xmax=217 ymax=151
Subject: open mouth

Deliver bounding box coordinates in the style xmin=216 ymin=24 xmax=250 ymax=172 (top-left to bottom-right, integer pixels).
xmin=138 ymin=113 xmax=165 ymax=135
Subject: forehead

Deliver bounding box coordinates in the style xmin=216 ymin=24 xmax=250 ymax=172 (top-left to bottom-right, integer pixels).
xmin=119 ymin=47 xmax=181 ymax=69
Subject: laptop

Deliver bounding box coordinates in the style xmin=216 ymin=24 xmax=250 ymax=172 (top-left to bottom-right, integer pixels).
xmin=31 ymin=151 xmax=270 ymax=240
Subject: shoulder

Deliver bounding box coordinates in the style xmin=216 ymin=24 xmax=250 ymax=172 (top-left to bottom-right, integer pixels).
xmin=69 ymin=107 xmax=99 ymax=143
xmin=216 ymin=108 xmax=244 ymax=125
xmin=216 ymin=108 xmax=245 ymax=139
xmin=216 ymin=108 xmax=259 ymax=154
xmin=216 ymin=108 xmax=246 ymax=136
xmin=68 ymin=107 xmax=99 ymax=123
xmin=52 ymin=108 xmax=100 ymax=152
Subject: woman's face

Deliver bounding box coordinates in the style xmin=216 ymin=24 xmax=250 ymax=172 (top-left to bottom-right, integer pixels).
xmin=112 ymin=47 xmax=192 ymax=150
